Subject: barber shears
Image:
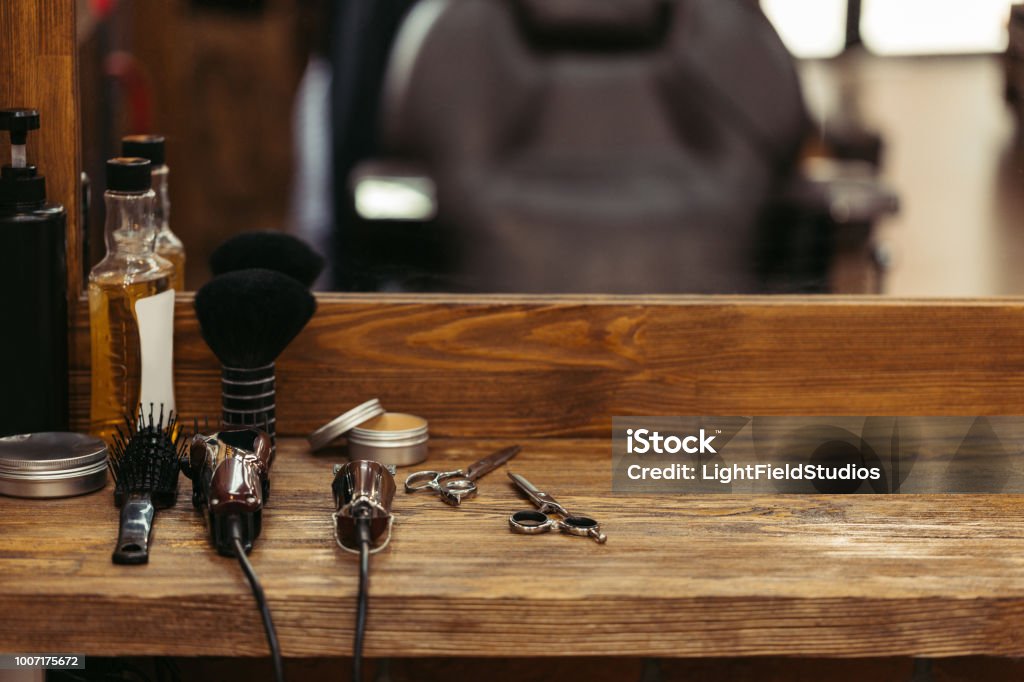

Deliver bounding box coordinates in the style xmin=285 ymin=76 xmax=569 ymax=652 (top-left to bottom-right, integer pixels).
xmin=404 ymin=445 xmax=521 ymax=506
xmin=507 ymin=472 xmax=607 ymax=544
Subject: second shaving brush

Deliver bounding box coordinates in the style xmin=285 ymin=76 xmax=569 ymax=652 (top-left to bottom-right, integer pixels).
xmin=209 ymin=231 xmax=325 ymax=288
xmin=109 ymin=405 xmax=184 ymax=565
xmin=194 ymin=268 xmax=316 ymax=447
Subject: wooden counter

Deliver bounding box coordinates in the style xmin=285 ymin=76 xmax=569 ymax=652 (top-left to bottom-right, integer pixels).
xmin=2 ymin=437 xmax=1024 ymax=658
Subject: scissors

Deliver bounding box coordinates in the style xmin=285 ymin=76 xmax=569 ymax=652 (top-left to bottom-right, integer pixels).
xmin=507 ymin=472 xmax=607 ymax=544
xmin=404 ymin=445 xmax=521 ymax=506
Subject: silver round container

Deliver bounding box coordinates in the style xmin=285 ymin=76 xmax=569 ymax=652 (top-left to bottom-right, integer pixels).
xmin=348 ymin=413 xmax=429 ymax=466
xmin=0 ymin=432 xmax=108 ymax=498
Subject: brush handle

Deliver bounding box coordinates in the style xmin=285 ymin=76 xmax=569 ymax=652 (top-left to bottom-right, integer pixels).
xmin=112 ymin=493 xmax=155 ymax=565
xmin=221 ymin=363 xmax=276 ymax=446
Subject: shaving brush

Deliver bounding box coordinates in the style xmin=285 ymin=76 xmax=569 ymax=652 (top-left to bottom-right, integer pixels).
xmin=194 ymin=268 xmax=316 ymax=447
xmin=209 ymin=231 xmax=325 ymax=288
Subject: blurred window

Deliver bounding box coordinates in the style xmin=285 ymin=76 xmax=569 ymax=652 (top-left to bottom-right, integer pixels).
xmin=862 ymin=0 xmax=1014 ymax=55
xmin=763 ymin=0 xmax=1017 ymax=58
xmin=761 ymin=0 xmax=848 ymax=58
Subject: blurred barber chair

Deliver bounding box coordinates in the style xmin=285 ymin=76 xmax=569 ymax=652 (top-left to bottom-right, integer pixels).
xmin=339 ymin=0 xmax=897 ymax=293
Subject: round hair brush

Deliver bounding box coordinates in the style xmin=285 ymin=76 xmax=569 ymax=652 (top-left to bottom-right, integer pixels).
xmin=194 ymin=268 xmax=317 ymax=448
xmin=209 ymin=231 xmax=325 ymax=288
xmin=109 ymin=404 xmax=184 ymax=565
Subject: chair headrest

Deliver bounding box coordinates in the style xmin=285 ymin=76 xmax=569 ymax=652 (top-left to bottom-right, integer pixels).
xmin=514 ymin=0 xmax=667 ymax=48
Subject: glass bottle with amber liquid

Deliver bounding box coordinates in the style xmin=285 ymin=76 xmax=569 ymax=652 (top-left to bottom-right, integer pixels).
xmin=122 ymin=135 xmax=185 ymax=290
xmin=89 ymin=157 xmax=176 ymax=443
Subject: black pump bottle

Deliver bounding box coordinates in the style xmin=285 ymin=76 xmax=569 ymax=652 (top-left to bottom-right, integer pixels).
xmin=0 ymin=109 xmax=69 ymax=436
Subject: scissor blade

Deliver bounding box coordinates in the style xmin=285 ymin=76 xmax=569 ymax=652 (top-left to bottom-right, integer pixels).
xmin=507 ymin=470 xmax=560 ymax=510
xmin=465 ymin=445 xmax=521 ymax=481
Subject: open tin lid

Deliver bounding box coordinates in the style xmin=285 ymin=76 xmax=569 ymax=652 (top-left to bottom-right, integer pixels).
xmin=307 ymin=398 xmax=386 ymax=451
xmin=0 ymin=432 xmax=108 ymax=498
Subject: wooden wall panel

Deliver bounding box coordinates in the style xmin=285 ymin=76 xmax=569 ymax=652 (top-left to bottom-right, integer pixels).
xmin=69 ymin=296 xmax=1024 ymax=438
xmin=124 ymin=0 xmax=305 ymax=288
xmin=0 ymin=0 xmax=81 ymax=302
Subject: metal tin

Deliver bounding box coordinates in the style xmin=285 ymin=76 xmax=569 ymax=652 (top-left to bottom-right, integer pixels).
xmin=0 ymin=432 xmax=108 ymax=498
xmin=309 ymin=400 xmax=429 ymax=466
xmin=349 ymin=413 xmax=429 ymax=466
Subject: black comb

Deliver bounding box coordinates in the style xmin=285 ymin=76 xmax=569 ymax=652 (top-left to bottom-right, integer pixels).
xmin=109 ymin=403 xmax=185 ymax=564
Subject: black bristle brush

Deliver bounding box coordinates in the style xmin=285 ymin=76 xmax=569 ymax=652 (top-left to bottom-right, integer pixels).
xmin=109 ymin=403 xmax=184 ymax=565
xmin=194 ymin=268 xmax=317 ymax=449
xmin=209 ymin=231 xmax=325 ymax=288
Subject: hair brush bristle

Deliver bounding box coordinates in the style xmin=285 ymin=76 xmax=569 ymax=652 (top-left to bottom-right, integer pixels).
xmin=194 ymin=268 xmax=317 ymax=368
xmin=209 ymin=232 xmax=325 ymax=288
xmin=109 ymin=404 xmax=184 ymax=508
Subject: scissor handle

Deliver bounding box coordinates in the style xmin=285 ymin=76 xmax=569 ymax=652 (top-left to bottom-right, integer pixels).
xmin=440 ymin=476 xmax=476 ymax=492
xmin=508 ymin=509 xmax=554 ymax=534
xmin=560 ymin=515 xmax=607 ymax=544
xmin=404 ymin=469 xmax=463 ymax=492
xmin=434 ymin=476 xmax=476 ymax=506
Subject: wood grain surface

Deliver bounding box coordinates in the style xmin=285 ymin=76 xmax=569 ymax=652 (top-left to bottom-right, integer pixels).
xmin=69 ymin=295 xmax=1024 ymax=438
xmin=0 ymin=0 xmax=82 ymax=303
xmin=2 ymin=438 xmax=1024 ymax=657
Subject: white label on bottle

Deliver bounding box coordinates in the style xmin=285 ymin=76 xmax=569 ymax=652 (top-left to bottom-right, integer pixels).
xmin=135 ymin=289 xmax=176 ymax=417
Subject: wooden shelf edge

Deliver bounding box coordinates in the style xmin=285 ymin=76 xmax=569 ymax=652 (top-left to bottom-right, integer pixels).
xmin=0 ymin=593 xmax=1020 ymax=658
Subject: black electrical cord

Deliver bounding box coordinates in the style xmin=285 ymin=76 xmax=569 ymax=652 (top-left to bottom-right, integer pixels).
xmin=353 ymin=509 xmax=373 ymax=682
xmin=233 ymin=535 xmax=285 ymax=682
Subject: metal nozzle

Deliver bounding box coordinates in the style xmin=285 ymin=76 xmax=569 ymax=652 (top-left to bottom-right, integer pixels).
xmin=0 ymin=109 xmax=39 ymax=167
xmin=332 ymin=460 xmax=396 ymax=553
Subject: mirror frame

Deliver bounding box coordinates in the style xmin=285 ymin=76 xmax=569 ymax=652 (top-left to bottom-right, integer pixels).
xmin=7 ymin=0 xmax=1024 ymax=440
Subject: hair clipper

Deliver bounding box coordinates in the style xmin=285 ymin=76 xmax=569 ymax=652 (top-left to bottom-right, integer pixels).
xmin=184 ymin=426 xmax=274 ymax=556
xmin=332 ymin=460 xmax=396 ymax=553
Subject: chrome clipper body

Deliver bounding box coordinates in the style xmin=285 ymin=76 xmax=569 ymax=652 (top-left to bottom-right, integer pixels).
xmin=332 ymin=460 xmax=396 ymax=554
xmin=184 ymin=427 xmax=274 ymax=556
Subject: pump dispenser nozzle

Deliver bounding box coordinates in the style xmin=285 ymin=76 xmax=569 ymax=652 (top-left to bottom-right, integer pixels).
xmin=0 ymin=109 xmax=39 ymax=168
xmin=0 ymin=109 xmax=45 ymax=208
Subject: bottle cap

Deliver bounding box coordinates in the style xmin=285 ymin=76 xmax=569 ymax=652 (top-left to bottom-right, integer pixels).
xmin=107 ymin=157 xmax=152 ymax=193
xmin=0 ymin=109 xmax=40 ymax=145
xmin=0 ymin=166 xmax=45 ymax=207
xmin=122 ymin=135 xmax=166 ymax=166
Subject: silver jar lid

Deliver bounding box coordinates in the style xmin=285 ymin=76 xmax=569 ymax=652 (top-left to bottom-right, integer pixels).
xmin=0 ymin=432 xmax=109 ymax=498
xmin=308 ymin=399 xmax=386 ymax=451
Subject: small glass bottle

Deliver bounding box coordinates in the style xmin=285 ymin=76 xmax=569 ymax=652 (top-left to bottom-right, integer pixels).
xmin=89 ymin=157 xmax=176 ymax=443
xmin=122 ymin=135 xmax=185 ymax=290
